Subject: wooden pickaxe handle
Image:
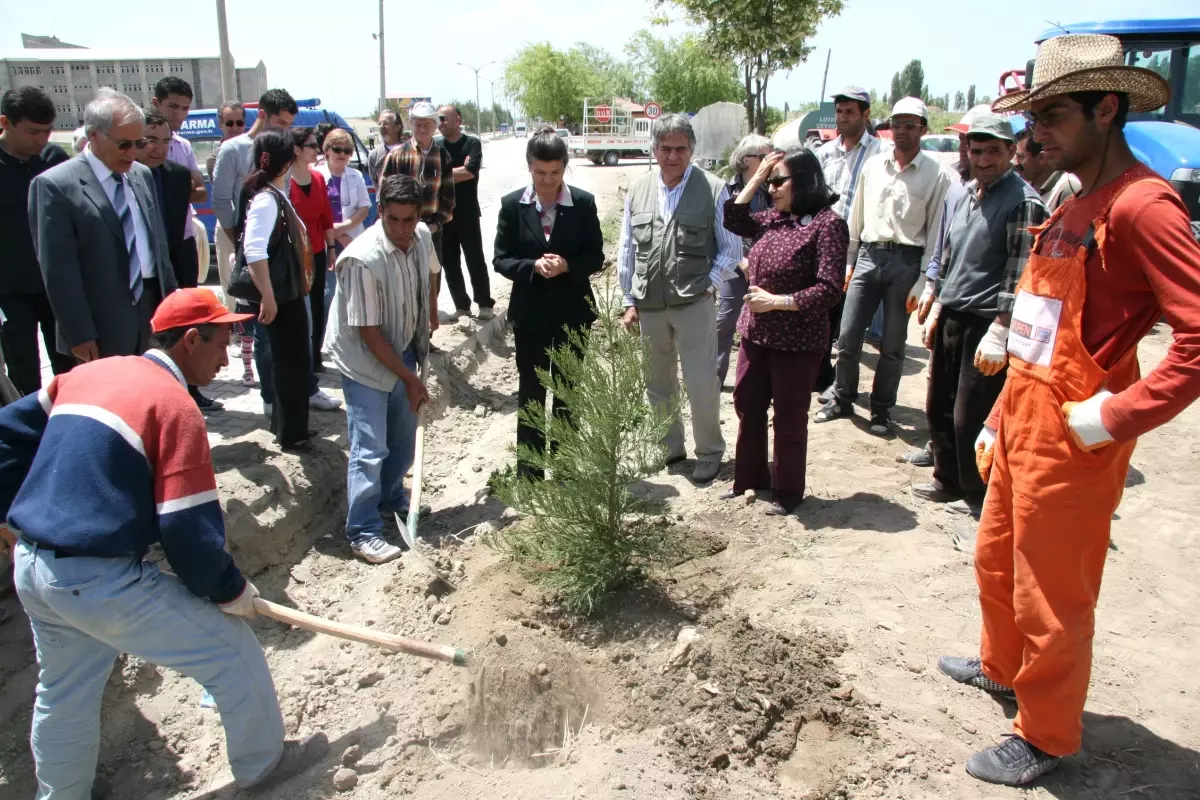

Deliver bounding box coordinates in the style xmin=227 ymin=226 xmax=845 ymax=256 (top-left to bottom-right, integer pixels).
xmin=253 ymin=598 xmax=468 ymax=667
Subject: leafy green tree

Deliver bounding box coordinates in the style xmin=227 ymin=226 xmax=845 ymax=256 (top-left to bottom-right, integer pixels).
xmin=868 ymin=88 xmax=879 ymax=107
xmin=659 ymin=0 xmax=845 ymax=133
xmin=489 ymin=282 xmax=680 ymax=614
xmin=763 ymin=105 xmax=785 ymax=132
xmin=899 ymin=60 xmax=925 ymax=100
xmin=625 ymin=30 xmax=742 ymax=113
xmin=889 ymin=72 xmax=902 ymax=105
xmin=954 ymin=90 xmax=965 ymax=111
xmin=967 ymin=84 xmax=977 ymax=108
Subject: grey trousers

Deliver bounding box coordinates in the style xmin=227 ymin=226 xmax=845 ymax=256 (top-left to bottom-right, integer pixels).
xmin=715 ymin=271 xmax=748 ymax=387
xmin=833 ymin=244 xmax=921 ymax=415
xmin=639 ymin=294 xmax=725 ymax=459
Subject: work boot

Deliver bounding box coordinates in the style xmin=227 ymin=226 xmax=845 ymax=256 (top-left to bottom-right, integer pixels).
xmin=247 ymin=732 xmax=329 ymax=792
xmin=868 ymin=411 xmax=891 ymax=436
xmin=945 ymin=498 xmax=983 ymax=518
xmin=937 ymin=655 xmax=1015 ymax=698
xmin=965 ymin=734 xmax=1060 ymax=786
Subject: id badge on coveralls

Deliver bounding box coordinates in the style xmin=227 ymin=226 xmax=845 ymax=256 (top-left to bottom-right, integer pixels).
xmin=1007 ymin=290 xmax=1063 ymax=368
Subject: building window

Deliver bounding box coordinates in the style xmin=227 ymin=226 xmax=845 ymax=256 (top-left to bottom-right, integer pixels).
xmin=169 ymin=62 xmax=184 ymax=73
xmin=71 ymin=63 xmax=89 ymax=73
xmin=53 ymin=85 xmax=68 ymax=94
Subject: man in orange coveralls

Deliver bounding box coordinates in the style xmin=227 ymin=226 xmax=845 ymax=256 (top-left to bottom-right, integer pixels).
xmin=936 ymin=34 xmax=1200 ymax=786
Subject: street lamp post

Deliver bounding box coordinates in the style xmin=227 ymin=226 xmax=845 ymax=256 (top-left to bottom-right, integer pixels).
xmin=457 ymin=61 xmax=494 ymax=136
xmin=215 ymin=0 xmax=236 ymax=102
xmin=375 ymin=0 xmax=386 ymax=115
xmin=483 ymin=77 xmax=499 ymax=132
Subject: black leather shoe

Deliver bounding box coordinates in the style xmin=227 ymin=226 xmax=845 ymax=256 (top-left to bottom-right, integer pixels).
xmin=912 ymin=483 xmax=963 ymax=503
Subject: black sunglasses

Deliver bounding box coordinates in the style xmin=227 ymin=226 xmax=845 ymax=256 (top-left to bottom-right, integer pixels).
xmin=225 ymin=119 xmax=245 ymax=128
xmin=764 ymin=175 xmax=791 ymax=187
xmin=107 ymin=135 xmax=148 ymax=151
xmin=328 ymin=147 xmax=353 ymax=156
xmin=437 ymin=115 xmax=448 ymax=123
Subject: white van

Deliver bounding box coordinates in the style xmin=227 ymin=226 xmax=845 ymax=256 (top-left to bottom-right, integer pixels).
xmin=515 ymin=123 xmax=528 ymax=138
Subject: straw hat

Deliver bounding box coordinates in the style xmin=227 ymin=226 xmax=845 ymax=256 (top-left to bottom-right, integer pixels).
xmin=993 ymin=34 xmax=1170 ymax=113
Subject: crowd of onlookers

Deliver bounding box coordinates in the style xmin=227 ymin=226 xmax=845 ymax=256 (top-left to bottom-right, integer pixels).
xmin=1 ymin=77 xmax=1086 ymax=543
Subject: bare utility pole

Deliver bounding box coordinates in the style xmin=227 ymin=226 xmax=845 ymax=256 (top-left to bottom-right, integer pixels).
xmin=215 ymin=0 xmax=236 ymax=102
xmin=483 ymin=77 xmax=498 ymax=132
xmin=819 ymin=49 xmax=832 ymax=104
xmin=457 ymin=61 xmax=494 ymax=134
xmin=377 ymin=0 xmax=386 ymax=116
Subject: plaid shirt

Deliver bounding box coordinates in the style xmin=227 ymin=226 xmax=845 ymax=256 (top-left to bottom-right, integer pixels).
xmin=380 ymin=140 xmax=455 ymax=228
xmin=937 ymin=170 xmax=1048 ymax=316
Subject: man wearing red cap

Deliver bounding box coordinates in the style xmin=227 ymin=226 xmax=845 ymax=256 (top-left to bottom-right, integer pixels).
xmin=0 ymin=288 xmax=327 ymax=797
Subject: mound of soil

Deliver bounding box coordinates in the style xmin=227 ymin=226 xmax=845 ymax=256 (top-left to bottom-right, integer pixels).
xmin=613 ymin=613 xmax=870 ymax=777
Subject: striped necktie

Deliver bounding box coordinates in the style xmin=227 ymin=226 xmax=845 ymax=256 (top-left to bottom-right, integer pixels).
xmin=111 ymin=173 xmax=143 ymax=303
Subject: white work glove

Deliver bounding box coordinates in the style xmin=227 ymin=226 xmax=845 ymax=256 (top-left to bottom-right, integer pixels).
xmin=922 ymin=301 xmax=942 ymax=350
xmin=218 ymin=581 xmax=260 ymax=619
xmin=1062 ymin=390 xmax=1115 ymax=452
xmin=974 ymin=321 xmax=1010 ymax=377
xmin=905 ymin=274 xmax=927 ymax=314
xmin=975 ymin=425 xmax=998 ymax=483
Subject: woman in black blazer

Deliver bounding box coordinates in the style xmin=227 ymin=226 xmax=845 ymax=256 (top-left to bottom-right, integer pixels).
xmin=494 ymin=127 xmax=605 ymax=479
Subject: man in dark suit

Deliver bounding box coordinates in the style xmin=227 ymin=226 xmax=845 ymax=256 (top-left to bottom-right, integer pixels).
xmin=29 ymin=88 xmax=176 ymax=363
xmin=137 ymin=108 xmax=221 ymax=412
xmin=0 ymin=87 xmax=75 ymax=395
xmin=493 ymin=130 xmax=605 ymax=479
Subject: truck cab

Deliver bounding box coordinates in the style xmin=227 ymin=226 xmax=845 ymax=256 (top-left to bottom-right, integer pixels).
xmin=180 ymin=98 xmax=378 ymax=250
xmin=1016 ymin=19 xmax=1200 ymax=233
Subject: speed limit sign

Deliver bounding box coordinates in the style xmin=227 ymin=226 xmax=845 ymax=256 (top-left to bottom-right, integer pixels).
xmin=644 ymin=102 xmax=662 ymax=120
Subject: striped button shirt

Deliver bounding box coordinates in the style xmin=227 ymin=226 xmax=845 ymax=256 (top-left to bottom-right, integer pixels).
xmin=817 ymin=133 xmax=890 ymax=221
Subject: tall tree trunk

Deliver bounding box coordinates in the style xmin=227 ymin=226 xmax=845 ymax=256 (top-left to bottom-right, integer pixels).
xmin=760 ymin=72 xmax=771 ymax=134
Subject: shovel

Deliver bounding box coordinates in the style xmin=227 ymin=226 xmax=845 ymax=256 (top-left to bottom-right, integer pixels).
xmin=395 ymin=355 xmax=458 ymax=590
xmin=253 ymin=597 xmax=468 ymax=666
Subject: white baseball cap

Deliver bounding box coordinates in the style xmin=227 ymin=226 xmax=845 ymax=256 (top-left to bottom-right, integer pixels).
xmin=890 ymin=96 xmax=928 ymax=120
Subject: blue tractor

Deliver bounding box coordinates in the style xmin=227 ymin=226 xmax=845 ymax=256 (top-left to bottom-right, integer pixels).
xmin=1003 ymin=18 xmax=1200 ymax=238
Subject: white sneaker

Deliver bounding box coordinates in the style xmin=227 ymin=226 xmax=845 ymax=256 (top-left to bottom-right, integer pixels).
xmin=351 ymin=537 xmax=403 ymax=564
xmin=309 ymin=389 xmax=342 ymax=411
xmin=477 ymin=306 xmax=495 ymax=321
xmin=263 ymin=402 xmax=273 ymax=418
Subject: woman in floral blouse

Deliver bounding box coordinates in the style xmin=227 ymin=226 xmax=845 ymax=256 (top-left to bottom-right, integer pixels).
xmin=721 ymin=148 xmax=849 ymax=515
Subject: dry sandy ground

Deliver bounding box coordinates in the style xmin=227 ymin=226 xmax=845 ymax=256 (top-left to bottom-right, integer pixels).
xmin=1 ymin=165 xmax=1198 ymax=800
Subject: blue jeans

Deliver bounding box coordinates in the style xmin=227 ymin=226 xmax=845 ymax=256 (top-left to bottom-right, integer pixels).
xmin=13 ymin=541 xmax=285 ymax=798
xmin=715 ymin=270 xmax=748 ymax=387
xmin=342 ymin=346 xmax=419 ymax=545
xmin=251 ymin=315 xmax=274 ymax=405
xmin=834 ymin=244 xmax=921 ymax=414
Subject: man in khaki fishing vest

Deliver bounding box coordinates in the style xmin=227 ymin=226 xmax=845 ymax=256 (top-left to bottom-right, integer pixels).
xmin=617 ymin=114 xmax=743 ymax=482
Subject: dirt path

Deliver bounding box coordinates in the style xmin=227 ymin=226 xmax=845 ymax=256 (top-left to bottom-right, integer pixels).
xmin=1 ymin=167 xmax=1198 ymax=800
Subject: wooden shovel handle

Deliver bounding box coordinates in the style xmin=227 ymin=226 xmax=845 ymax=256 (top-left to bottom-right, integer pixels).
xmin=253 ymin=598 xmax=468 ymax=667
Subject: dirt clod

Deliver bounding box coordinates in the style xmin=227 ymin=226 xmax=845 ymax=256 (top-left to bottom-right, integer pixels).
xmin=341 ymin=744 xmax=361 ymax=766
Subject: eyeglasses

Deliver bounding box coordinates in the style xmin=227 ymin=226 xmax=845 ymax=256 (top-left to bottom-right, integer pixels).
xmin=300 ymin=142 xmax=318 ymax=150
xmin=437 ymin=115 xmax=447 ymax=123
xmin=764 ymin=175 xmax=791 ymax=187
xmin=745 ymin=152 xmax=771 ymax=161
xmin=107 ymin=135 xmax=148 ymax=151
xmin=224 ymin=119 xmax=245 ymax=128
xmin=144 ymin=137 xmax=171 ymax=148
xmin=327 ymin=147 xmax=353 ymax=156
xmin=1023 ymin=108 xmax=1070 ymax=129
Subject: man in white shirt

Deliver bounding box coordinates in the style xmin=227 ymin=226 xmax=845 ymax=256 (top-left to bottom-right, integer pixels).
xmin=815 ymin=97 xmax=953 ymax=435
xmin=815 ymin=86 xmax=891 ymax=395
xmin=617 ymin=114 xmax=742 ymax=483
xmin=325 ymin=175 xmax=432 ymax=564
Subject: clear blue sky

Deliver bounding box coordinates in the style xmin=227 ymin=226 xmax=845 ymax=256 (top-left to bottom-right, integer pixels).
xmin=1 ymin=0 xmax=1195 ymax=117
